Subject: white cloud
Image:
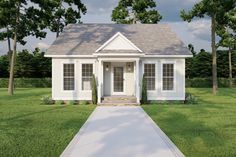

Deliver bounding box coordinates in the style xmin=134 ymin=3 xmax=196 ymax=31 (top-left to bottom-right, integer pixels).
xmin=187 ymin=19 xmax=211 ymax=41
xmin=37 ymin=42 xmax=50 ymax=50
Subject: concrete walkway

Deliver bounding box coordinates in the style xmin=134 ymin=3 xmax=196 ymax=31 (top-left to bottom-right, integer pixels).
xmin=61 ymin=106 xmax=185 ymax=157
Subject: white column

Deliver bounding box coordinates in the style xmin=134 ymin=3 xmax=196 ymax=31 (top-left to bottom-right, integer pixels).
xmin=97 ymin=60 xmax=102 ymax=103
xmin=135 ymin=59 xmax=140 ymax=103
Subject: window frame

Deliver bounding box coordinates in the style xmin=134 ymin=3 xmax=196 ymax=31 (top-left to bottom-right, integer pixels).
xmin=161 ymin=60 xmax=176 ymax=92
xmin=81 ymin=63 xmax=93 ymax=91
xmin=62 ymin=63 xmax=76 ymax=92
xmin=143 ymin=62 xmax=156 ymax=91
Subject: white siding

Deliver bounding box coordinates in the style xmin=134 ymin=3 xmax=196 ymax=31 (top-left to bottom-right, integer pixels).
xmin=103 ymin=35 xmax=137 ymax=51
xmin=142 ymin=58 xmax=185 ymax=100
xmin=52 ymin=58 xmax=97 ymax=100
xmin=52 ymin=58 xmax=185 ymax=101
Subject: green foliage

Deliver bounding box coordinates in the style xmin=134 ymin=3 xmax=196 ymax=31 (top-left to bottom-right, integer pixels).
xmin=69 ymin=100 xmax=77 ymax=105
xmin=56 ymin=100 xmax=64 ymax=105
xmin=186 ymin=49 xmax=236 ymax=78
xmin=0 ymin=78 xmax=51 ymax=88
xmin=49 ymin=0 xmax=87 ymax=37
xmin=185 ymin=92 xmax=198 ymax=104
xmin=41 ymin=95 xmax=54 ymax=105
xmin=0 ymin=49 xmax=51 ymax=78
xmin=111 ymin=0 xmax=162 ymax=24
xmin=141 ymin=74 xmax=148 ymax=104
xmin=92 ymin=74 xmax=97 ymax=105
xmin=186 ymin=78 xmax=236 ymax=88
xmin=80 ymin=100 xmax=89 ymax=105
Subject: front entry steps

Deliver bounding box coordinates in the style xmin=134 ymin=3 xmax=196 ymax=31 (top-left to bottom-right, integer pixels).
xmin=98 ymin=96 xmax=140 ymax=106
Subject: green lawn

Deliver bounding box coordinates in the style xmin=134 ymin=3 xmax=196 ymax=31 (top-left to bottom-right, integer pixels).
xmin=142 ymin=88 xmax=236 ymax=157
xmin=0 ymin=88 xmax=95 ymax=157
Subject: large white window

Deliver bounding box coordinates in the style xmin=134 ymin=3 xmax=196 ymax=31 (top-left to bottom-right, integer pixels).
xmin=82 ymin=64 xmax=93 ymax=90
xmin=144 ymin=64 xmax=155 ymax=91
xmin=163 ymin=63 xmax=174 ymax=91
xmin=63 ymin=64 xmax=75 ymax=91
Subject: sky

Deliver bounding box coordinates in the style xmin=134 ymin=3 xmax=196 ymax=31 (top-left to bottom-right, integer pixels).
xmin=0 ymin=0 xmax=211 ymax=55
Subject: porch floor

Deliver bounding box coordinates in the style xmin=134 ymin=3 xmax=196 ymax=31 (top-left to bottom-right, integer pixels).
xmin=99 ymin=96 xmax=139 ymax=106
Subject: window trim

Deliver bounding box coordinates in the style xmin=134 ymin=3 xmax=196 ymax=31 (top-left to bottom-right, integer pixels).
xmin=81 ymin=63 xmax=93 ymax=91
xmin=142 ymin=61 xmax=157 ymax=92
xmin=161 ymin=60 xmax=176 ymax=92
xmin=62 ymin=62 xmax=76 ymax=92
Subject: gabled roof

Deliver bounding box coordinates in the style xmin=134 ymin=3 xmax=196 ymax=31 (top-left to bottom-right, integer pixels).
xmin=95 ymin=32 xmax=143 ymax=53
xmin=45 ymin=24 xmax=191 ymax=56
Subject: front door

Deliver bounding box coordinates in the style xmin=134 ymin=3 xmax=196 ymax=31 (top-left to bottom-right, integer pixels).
xmin=112 ymin=66 xmax=124 ymax=95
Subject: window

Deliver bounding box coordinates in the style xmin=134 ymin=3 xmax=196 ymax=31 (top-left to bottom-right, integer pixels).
xmin=63 ymin=64 xmax=74 ymax=90
xmin=144 ymin=64 xmax=155 ymax=91
xmin=82 ymin=64 xmax=93 ymax=90
xmin=163 ymin=64 xmax=174 ymax=91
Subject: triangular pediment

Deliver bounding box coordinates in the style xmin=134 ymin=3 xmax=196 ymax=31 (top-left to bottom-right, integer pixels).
xmin=95 ymin=32 xmax=142 ymax=52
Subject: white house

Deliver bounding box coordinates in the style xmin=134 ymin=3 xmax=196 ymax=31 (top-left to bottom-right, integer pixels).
xmin=45 ymin=24 xmax=192 ymax=104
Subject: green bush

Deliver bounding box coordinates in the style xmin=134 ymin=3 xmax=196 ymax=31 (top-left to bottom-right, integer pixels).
xmin=80 ymin=100 xmax=89 ymax=105
xmin=186 ymin=78 xmax=236 ymax=88
xmin=185 ymin=93 xmax=198 ymax=104
xmin=41 ymin=95 xmax=53 ymax=105
xmin=56 ymin=100 xmax=64 ymax=105
xmin=68 ymin=100 xmax=77 ymax=105
xmin=141 ymin=74 xmax=148 ymax=104
xmin=92 ymin=74 xmax=97 ymax=105
xmin=0 ymin=78 xmax=51 ymax=88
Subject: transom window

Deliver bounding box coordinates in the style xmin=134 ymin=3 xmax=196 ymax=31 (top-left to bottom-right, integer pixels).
xmin=163 ymin=63 xmax=174 ymax=91
xmin=82 ymin=64 xmax=93 ymax=90
xmin=63 ymin=64 xmax=75 ymax=91
xmin=144 ymin=64 xmax=155 ymax=91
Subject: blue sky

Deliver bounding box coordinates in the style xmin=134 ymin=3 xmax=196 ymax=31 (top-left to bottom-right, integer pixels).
xmin=0 ymin=0 xmax=211 ymax=54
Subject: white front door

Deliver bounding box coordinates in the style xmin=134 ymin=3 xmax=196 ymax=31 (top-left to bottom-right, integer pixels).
xmin=112 ymin=65 xmax=125 ymax=95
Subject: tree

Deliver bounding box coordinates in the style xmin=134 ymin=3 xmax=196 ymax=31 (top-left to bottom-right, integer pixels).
xmin=141 ymin=74 xmax=147 ymax=104
xmin=92 ymin=74 xmax=97 ymax=105
xmin=0 ymin=0 xmax=55 ymax=95
xmin=112 ymin=0 xmax=162 ymax=24
xmin=216 ymin=8 xmax=236 ymax=87
xmin=180 ymin=0 xmax=236 ymax=94
xmin=49 ymin=0 xmax=87 ymax=38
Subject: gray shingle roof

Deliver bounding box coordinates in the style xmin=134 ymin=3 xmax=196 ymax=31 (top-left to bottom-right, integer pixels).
xmin=46 ymin=24 xmax=191 ymax=56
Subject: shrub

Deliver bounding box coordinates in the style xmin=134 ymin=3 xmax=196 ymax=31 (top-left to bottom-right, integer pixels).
xmin=141 ymin=74 xmax=148 ymax=104
xmin=41 ymin=95 xmax=53 ymax=105
xmin=186 ymin=78 xmax=236 ymax=88
xmin=185 ymin=93 xmax=198 ymax=104
xmin=56 ymin=100 xmax=64 ymax=105
xmin=80 ymin=100 xmax=89 ymax=105
xmin=92 ymin=74 xmax=97 ymax=105
xmin=0 ymin=78 xmax=51 ymax=88
xmin=68 ymin=100 xmax=77 ymax=105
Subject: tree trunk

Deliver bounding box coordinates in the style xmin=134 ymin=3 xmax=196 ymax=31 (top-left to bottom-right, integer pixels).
xmin=8 ymin=4 xmax=19 ymax=95
xmin=211 ymin=14 xmax=218 ymax=95
xmin=229 ymin=46 xmax=232 ymax=88
xmin=56 ymin=0 xmax=62 ymax=38
xmin=8 ymin=31 xmax=17 ymax=95
xmin=7 ymin=27 xmax=12 ymax=64
xmin=56 ymin=17 xmax=60 ymax=38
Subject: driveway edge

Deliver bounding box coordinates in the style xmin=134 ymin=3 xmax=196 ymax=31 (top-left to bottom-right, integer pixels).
xmin=139 ymin=107 xmax=185 ymax=157
xmin=60 ymin=107 xmax=98 ymax=157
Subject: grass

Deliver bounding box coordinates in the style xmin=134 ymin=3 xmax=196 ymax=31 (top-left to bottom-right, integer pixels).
xmin=142 ymin=88 xmax=236 ymax=157
xmin=0 ymin=88 xmax=95 ymax=157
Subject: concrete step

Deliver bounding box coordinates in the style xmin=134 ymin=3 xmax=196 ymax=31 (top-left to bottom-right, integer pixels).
xmin=101 ymin=96 xmax=138 ymax=105
xmin=98 ymin=103 xmax=140 ymax=106
xmin=102 ymin=96 xmax=136 ymax=101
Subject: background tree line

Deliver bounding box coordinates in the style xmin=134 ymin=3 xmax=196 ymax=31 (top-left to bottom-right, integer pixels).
xmin=0 ymin=47 xmax=235 ymax=79
xmin=0 ymin=48 xmax=51 ymax=78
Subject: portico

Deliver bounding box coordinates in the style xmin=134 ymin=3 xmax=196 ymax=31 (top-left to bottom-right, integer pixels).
xmin=97 ymin=58 xmax=141 ymax=104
